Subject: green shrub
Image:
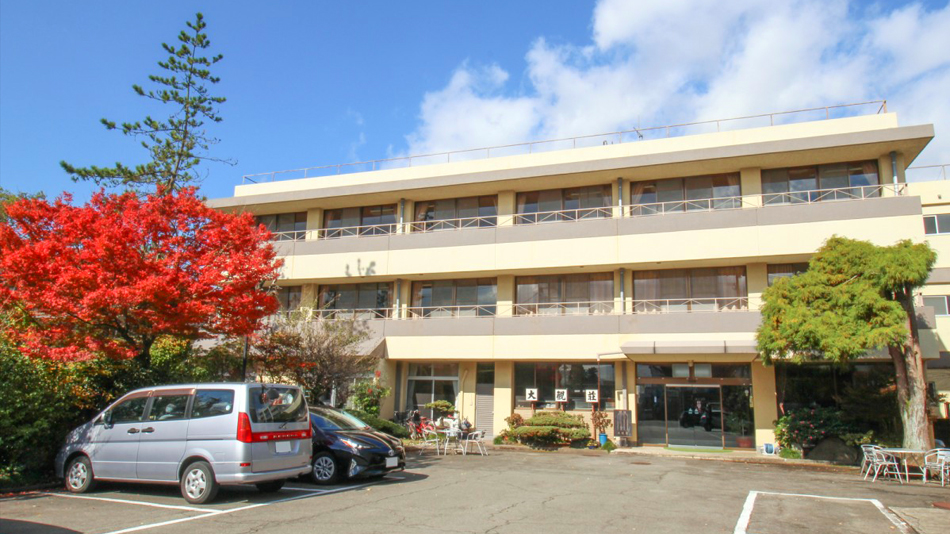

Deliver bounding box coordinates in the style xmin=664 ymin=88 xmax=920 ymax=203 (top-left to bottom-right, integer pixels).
xmin=350 ymin=373 xmax=391 ymax=416
xmin=601 ymin=439 xmax=617 ymax=452
xmin=508 ymin=424 xmax=591 ymax=447
xmin=347 ymin=409 xmax=409 ymax=439
xmin=505 ymin=413 xmax=524 ymax=429
xmin=524 ymin=411 xmax=586 ymax=429
xmin=424 ymin=400 xmax=455 ymax=416
xmin=493 ymin=435 xmax=505 ymax=445
xmin=774 ymin=407 xmax=854 ymax=449
xmin=779 ymin=447 xmax=802 ymax=459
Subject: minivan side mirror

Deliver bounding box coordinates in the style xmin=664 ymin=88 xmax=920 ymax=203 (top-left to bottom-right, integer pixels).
xmin=103 ymin=411 xmax=114 ymax=429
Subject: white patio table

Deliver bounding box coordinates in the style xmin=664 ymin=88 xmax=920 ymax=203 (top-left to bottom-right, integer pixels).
xmin=881 ymin=448 xmax=926 ymax=483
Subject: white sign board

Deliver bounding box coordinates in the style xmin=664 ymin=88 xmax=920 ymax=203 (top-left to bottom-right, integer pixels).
xmin=615 ymin=389 xmax=626 ymax=405
xmin=585 ymin=389 xmax=599 ymax=403
xmin=554 ymin=389 xmax=568 ymax=403
xmin=525 ymin=388 xmax=539 ymax=402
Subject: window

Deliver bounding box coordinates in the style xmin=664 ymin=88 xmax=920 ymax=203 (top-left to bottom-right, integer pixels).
xmin=923 ymin=296 xmax=949 ymax=316
xmin=924 ymin=214 xmax=950 ymax=235
xmin=767 ymin=263 xmax=809 ymax=285
xmin=323 ymin=204 xmax=397 ymax=237
xmin=406 ymin=364 xmax=459 ymax=419
xmin=633 ymin=267 xmax=747 ymax=312
xmin=516 ymin=185 xmax=611 ymax=223
xmin=248 ymin=386 xmax=308 ymax=424
xmin=515 ymin=273 xmax=613 ymax=315
xmin=413 ymin=196 xmax=497 ymax=230
xmin=319 ymin=283 xmax=392 ymax=318
xmin=514 ymin=363 xmax=615 ymax=410
xmin=630 ymin=173 xmax=740 ymax=213
xmin=148 ymin=394 xmax=189 ymax=421
xmin=277 ymin=286 xmax=302 ymax=311
xmin=109 ymin=397 xmax=148 ymax=424
xmin=762 ymin=161 xmax=879 ymax=204
xmin=256 ymin=212 xmax=307 ymax=241
xmin=191 ymin=390 xmax=234 ymax=419
xmin=410 ymin=278 xmax=496 ymax=317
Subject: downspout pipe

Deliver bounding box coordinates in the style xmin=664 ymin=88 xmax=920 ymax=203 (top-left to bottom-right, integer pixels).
xmin=619 ymin=268 xmax=626 ymax=313
xmin=890 ymin=151 xmax=898 ymax=186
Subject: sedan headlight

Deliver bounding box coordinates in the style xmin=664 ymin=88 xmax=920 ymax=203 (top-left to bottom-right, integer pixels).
xmin=340 ymin=437 xmax=366 ymax=451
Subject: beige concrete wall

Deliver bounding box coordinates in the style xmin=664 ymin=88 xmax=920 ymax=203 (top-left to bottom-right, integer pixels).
xmin=378 ymin=359 xmax=397 ymax=419
xmin=740 ymin=168 xmax=762 ymax=207
xmin=747 ymin=263 xmax=768 ymax=310
xmin=493 ymin=361 xmax=514 ymax=435
xmin=752 ymin=362 xmax=779 ymax=448
xmin=458 ymin=361 xmax=477 ymax=424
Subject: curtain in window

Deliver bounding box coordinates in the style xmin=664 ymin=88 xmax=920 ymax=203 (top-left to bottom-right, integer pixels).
xmin=630 ymin=181 xmax=657 ymax=206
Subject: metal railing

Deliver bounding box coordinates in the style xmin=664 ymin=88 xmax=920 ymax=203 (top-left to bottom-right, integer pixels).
xmin=312 ymin=308 xmax=391 ymax=319
xmin=632 ymin=297 xmax=749 ymax=313
xmin=242 ymin=100 xmax=887 ymax=184
xmin=271 ymin=230 xmax=307 ymax=241
xmin=513 ymin=206 xmax=613 ymax=225
xmin=407 ymin=216 xmax=497 ymax=233
xmin=514 ymin=301 xmax=616 ymax=316
xmin=315 ymin=223 xmax=398 ymax=239
xmin=406 ymin=305 xmax=497 ymax=318
xmin=907 ymin=164 xmax=948 ymax=181
xmin=761 ymin=183 xmax=900 ymax=205
xmin=626 ymin=196 xmax=752 ymax=216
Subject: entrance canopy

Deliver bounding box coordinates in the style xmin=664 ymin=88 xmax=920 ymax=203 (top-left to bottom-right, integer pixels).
xmin=621 ymin=339 xmax=758 ymax=355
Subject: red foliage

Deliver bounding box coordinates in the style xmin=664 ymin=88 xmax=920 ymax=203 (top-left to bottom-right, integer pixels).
xmin=0 ymin=188 xmax=282 ymax=362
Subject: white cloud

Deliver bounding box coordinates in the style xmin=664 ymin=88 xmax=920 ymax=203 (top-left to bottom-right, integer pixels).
xmin=401 ymin=0 xmax=950 ymax=170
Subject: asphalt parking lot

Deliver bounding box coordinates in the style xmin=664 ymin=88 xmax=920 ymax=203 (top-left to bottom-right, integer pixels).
xmin=2 ymin=451 xmax=948 ymax=534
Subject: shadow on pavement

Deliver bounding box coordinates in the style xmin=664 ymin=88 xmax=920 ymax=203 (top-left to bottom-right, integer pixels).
xmin=0 ymin=519 xmax=81 ymax=534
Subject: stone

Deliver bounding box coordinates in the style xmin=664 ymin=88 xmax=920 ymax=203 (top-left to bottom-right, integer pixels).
xmin=805 ymin=436 xmax=860 ymax=465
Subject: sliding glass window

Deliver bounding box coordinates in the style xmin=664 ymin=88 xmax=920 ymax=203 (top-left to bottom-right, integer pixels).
xmin=318 ymin=283 xmax=392 ymax=318
xmin=767 ymin=263 xmax=809 ymax=286
xmin=515 ymin=273 xmax=613 ymax=315
xmin=762 ymin=160 xmax=879 ymax=205
xmin=256 ymin=212 xmax=307 ymax=241
xmin=633 ymin=267 xmax=747 ymax=312
xmin=276 ymin=286 xmax=302 ymax=311
xmin=515 ymin=185 xmax=611 ymax=224
xmin=514 ymin=362 xmax=615 ymax=410
xmin=323 ymin=205 xmax=397 ymax=237
xmin=630 ymin=173 xmax=740 ymax=214
xmin=413 ymin=196 xmax=497 ymax=231
xmin=406 ymin=363 xmax=459 ymax=420
xmin=410 ymin=278 xmax=497 ymax=317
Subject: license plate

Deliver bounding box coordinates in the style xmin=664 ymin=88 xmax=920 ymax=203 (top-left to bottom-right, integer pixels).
xmin=385 ymin=456 xmax=398 ymax=468
xmin=275 ymin=441 xmax=291 ymax=453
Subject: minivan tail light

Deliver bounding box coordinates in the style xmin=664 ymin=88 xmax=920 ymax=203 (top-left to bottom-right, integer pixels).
xmin=237 ymin=412 xmax=252 ymax=443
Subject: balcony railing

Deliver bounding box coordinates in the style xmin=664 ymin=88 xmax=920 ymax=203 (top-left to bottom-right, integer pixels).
xmin=626 ymin=196 xmax=753 ymax=216
xmin=406 ymin=305 xmax=497 ymax=318
xmin=407 ymin=216 xmax=497 ymax=233
xmin=514 ymin=206 xmax=613 ymax=225
xmin=762 ymin=183 xmax=899 ymax=205
xmin=632 ymin=297 xmax=749 ymax=313
xmin=312 ymin=308 xmax=392 ymax=319
xmin=271 ymin=230 xmax=308 ymax=241
xmin=907 ymin=164 xmax=948 ymax=181
xmin=315 ymin=223 xmax=398 ymax=239
xmin=243 ymin=100 xmax=887 ymax=184
xmin=514 ymin=301 xmax=616 ymax=316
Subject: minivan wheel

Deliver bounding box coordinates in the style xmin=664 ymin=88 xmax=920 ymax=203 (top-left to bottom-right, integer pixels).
xmin=180 ymin=461 xmax=219 ymax=504
xmin=65 ymin=456 xmax=96 ymax=494
xmin=310 ymin=452 xmax=340 ymax=485
xmin=255 ymin=480 xmax=285 ymax=493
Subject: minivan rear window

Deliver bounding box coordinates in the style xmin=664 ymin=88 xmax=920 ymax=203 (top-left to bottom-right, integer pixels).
xmin=248 ymin=386 xmax=308 ymax=423
xmin=192 ymin=390 xmax=234 ymax=419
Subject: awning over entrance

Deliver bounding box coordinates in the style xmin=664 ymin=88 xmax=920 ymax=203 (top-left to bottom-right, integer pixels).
xmin=620 ymin=339 xmax=758 ymax=355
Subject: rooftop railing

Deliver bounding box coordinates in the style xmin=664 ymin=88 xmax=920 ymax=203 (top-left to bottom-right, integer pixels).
xmin=907 ymin=164 xmax=948 ymax=181
xmin=242 ymin=100 xmax=888 ymax=184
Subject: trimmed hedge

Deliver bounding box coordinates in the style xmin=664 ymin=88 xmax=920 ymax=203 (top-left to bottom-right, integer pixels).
xmin=524 ymin=411 xmax=587 ymax=428
xmin=347 ymin=409 xmax=410 ymax=439
xmin=508 ymin=425 xmax=591 ymax=446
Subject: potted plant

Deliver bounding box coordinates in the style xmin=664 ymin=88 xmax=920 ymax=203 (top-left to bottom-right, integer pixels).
xmin=591 ymin=410 xmax=612 ymax=446
xmin=726 ymin=412 xmax=754 ymax=448
xmin=424 ymin=400 xmax=456 ymax=427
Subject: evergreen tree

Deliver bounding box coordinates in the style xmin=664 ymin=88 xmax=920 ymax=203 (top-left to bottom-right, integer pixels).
xmin=60 ymin=13 xmax=230 ymax=192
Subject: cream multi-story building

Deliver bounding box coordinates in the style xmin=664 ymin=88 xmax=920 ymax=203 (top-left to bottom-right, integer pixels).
xmin=210 ymin=104 xmax=948 ymax=449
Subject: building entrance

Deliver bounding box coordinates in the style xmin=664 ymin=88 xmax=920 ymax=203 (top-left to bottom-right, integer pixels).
xmin=665 ymin=386 xmax=723 ymax=448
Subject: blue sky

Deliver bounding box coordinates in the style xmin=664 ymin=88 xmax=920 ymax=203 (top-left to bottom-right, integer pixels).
xmin=1 ymin=1 xmax=948 ymax=202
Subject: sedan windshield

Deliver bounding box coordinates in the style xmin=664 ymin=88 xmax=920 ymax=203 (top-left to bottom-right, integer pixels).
xmin=310 ymin=408 xmax=370 ymax=431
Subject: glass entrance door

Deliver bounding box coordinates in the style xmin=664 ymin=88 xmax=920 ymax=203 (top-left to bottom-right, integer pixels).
xmin=665 ymin=386 xmax=723 ymax=448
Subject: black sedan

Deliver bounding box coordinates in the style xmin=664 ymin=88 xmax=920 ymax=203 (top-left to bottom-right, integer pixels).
xmin=307 ymin=406 xmax=406 ymax=485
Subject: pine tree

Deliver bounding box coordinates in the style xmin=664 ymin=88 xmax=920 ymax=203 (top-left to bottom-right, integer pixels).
xmin=60 ymin=13 xmax=230 ymax=192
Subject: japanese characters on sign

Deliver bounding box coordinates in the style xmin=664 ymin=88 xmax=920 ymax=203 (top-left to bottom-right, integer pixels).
xmin=525 ymin=388 xmax=538 ymax=402
xmin=585 ymin=389 xmax=599 ymax=403
xmin=555 ymin=389 xmax=568 ymax=403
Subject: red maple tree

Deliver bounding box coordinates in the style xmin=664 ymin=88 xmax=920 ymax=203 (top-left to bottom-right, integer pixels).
xmin=0 ymin=188 xmax=282 ymax=365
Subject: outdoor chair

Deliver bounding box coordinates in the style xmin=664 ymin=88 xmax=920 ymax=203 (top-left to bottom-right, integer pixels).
xmin=922 ymin=448 xmax=950 ymax=487
xmin=442 ymin=427 xmax=465 ymax=455
xmin=869 ymin=449 xmax=904 ymax=484
xmin=860 ymin=444 xmax=882 ymax=477
xmin=420 ymin=430 xmax=441 ymax=456
xmin=462 ymin=430 xmax=488 ymax=456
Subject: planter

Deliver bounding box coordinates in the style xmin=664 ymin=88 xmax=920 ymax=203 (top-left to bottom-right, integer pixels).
xmin=735 ymin=436 xmax=754 ymax=449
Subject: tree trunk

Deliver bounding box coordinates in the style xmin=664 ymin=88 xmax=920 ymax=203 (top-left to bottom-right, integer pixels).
xmin=136 ymin=339 xmax=153 ymax=370
xmin=890 ymin=289 xmax=931 ymax=450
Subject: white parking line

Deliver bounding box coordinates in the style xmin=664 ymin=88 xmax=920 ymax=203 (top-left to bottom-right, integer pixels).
xmin=733 ymin=490 xmax=915 ymax=534
xmin=46 ymin=493 xmax=222 ymax=514
xmin=98 ymin=480 xmax=382 ymax=534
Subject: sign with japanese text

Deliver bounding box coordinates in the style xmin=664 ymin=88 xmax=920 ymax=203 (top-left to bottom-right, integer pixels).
xmin=555 ymin=389 xmax=568 ymax=403
xmin=585 ymin=389 xmax=599 ymax=403
xmin=525 ymin=388 xmax=538 ymax=402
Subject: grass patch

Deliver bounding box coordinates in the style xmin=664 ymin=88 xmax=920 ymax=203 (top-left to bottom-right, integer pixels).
xmin=778 ymin=447 xmax=802 ymax=459
xmin=664 ymin=447 xmax=732 ymax=454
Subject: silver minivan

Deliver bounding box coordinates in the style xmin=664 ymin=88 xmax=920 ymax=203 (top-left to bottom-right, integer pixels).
xmin=55 ymin=383 xmax=313 ymax=504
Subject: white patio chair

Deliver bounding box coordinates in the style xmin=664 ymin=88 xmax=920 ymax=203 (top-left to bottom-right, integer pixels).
xmin=462 ymin=430 xmax=488 ymax=456
xmin=860 ymin=444 xmax=882 ymax=478
xmin=420 ymin=430 xmax=441 ymax=456
xmin=922 ymin=448 xmax=950 ymax=487
xmin=869 ymin=449 xmax=904 ymax=484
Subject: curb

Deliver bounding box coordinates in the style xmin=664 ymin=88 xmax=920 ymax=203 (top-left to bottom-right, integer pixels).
xmin=0 ymin=481 xmax=59 ymax=496
xmin=612 ymin=448 xmax=860 ymax=473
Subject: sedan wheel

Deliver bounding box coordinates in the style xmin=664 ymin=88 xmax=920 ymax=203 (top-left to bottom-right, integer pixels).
xmin=310 ymin=452 xmax=340 ymax=485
